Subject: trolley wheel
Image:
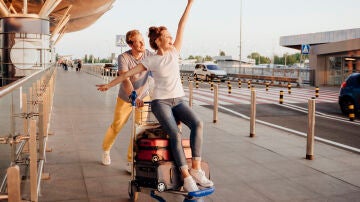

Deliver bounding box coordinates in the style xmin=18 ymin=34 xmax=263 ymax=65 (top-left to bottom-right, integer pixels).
xmin=152 ymin=155 xmax=160 ymax=163
xmin=157 ymin=182 xmax=166 ymax=192
xmin=128 ymin=181 xmax=139 ymax=201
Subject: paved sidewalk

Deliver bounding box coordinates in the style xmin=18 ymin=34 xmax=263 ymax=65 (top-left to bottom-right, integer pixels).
xmin=39 ymin=68 xmax=360 ymax=202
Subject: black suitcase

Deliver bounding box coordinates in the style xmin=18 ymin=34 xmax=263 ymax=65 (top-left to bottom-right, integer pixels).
xmin=134 ymin=160 xmax=210 ymax=192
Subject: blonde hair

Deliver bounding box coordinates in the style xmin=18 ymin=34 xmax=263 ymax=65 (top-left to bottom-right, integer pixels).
xmin=126 ymin=30 xmax=141 ymax=45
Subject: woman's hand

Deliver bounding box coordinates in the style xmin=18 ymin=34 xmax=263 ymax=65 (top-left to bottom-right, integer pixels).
xmin=136 ymin=98 xmax=144 ymax=107
xmin=96 ymin=84 xmax=110 ymax=91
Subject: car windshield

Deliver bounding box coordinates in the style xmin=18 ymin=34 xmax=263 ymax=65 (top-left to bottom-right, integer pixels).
xmin=207 ymin=65 xmax=222 ymax=70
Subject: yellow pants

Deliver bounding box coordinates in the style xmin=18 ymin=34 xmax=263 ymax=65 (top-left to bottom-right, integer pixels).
xmin=102 ymin=96 xmax=150 ymax=162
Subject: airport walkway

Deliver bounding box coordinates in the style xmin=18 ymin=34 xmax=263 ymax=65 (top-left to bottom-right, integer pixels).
xmin=39 ymin=67 xmax=360 ymax=202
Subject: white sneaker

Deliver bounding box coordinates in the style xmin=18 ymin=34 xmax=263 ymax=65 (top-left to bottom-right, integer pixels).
xmin=102 ymin=151 xmax=111 ymax=165
xmin=126 ymin=162 xmax=132 ymax=174
xmin=183 ymin=176 xmax=199 ymax=192
xmin=189 ymin=169 xmax=214 ymax=187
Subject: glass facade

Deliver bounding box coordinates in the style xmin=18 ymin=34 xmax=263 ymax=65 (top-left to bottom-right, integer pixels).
xmin=0 ymin=16 xmax=51 ymax=87
xmin=327 ymin=55 xmax=360 ymax=85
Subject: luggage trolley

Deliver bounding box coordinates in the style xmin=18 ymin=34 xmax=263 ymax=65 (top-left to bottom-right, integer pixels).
xmin=128 ymin=91 xmax=215 ymax=202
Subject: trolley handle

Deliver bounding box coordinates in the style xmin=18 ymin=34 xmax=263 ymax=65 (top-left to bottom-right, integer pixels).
xmin=129 ymin=91 xmax=137 ymax=106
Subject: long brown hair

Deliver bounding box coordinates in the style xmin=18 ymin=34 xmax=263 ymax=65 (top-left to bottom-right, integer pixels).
xmin=148 ymin=26 xmax=167 ymax=50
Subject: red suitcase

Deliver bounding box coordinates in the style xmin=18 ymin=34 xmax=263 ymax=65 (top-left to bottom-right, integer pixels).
xmin=136 ymin=138 xmax=192 ymax=162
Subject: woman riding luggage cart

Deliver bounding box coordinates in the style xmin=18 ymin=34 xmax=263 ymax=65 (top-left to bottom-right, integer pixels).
xmin=128 ymin=92 xmax=215 ymax=202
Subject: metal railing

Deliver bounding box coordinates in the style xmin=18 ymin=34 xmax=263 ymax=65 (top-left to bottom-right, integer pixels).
xmin=0 ymin=65 xmax=56 ymax=201
xmin=180 ymin=63 xmax=313 ymax=86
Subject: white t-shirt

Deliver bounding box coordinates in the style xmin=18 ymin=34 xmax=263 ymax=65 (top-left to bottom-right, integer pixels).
xmin=141 ymin=47 xmax=185 ymax=100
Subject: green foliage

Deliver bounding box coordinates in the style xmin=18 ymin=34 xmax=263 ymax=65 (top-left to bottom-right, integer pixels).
xmin=247 ymin=52 xmax=303 ymax=65
xmin=204 ymin=55 xmax=213 ymax=61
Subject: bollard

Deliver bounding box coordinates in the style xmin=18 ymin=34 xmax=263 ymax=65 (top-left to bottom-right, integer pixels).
xmin=210 ymin=82 xmax=214 ymax=91
xmin=266 ymin=82 xmax=269 ymax=91
xmin=279 ymin=90 xmax=284 ymax=104
xmin=228 ymin=83 xmax=232 ymax=94
xmin=238 ymin=80 xmax=242 ymax=88
xmin=247 ymin=80 xmax=251 ymax=89
xmin=287 ymin=83 xmax=291 ymax=94
xmin=315 ymin=86 xmax=319 ymax=98
xmin=213 ymin=84 xmax=218 ymax=123
xmin=306 ymin=97 xmax=316 ymax=160
xmin=250 ymin=89 xmax=256 ymax=137
xmin=189 ymin=81 xmax=193 ymax=107
xmin=349 ymin=104 xmax=355 ymax=121
xmin=181 ymin=75 xmax=183 ymax=84
xmin=195 ymin=80 xmax=199 ymax=89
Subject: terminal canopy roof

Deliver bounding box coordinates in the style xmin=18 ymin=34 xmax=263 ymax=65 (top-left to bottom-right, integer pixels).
xmin=0 ymin=0 xmax=115 ymax=34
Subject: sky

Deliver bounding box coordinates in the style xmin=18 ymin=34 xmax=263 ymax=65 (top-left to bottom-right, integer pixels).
xmin=55 ymin=0 xmax=360 ymax=60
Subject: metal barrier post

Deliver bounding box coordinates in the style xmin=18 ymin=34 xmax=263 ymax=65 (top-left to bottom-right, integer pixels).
xmin=7 ymin=165 xmax=21 ymax=202
xmin=189 ymin=81 xmax=193 ymax=107
xmin=349 ymin=104 xmax=355 ymax=121
xmin=228 ymin=82 xmax=232 ymax=94
xmin=279 ymin=90 xmax=284 ymax=104
xmin=287 ymin=83 xmax=291 ymax=94
xmin=250 ymin=89 xmax=256 ymax=137
xmin=30 ymin=119 xmax=38 ymax=201
xmin=213 ymin=84 xmax=218 ymax=123
xmin=306 ymin=97 xmax=316 ymax=160
xmin=315 ymin=86 xmax=319 ymax=98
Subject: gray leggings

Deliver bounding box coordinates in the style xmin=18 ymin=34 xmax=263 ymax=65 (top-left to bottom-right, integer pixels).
xmin=151 ymin=97 xmax=203 ymax=169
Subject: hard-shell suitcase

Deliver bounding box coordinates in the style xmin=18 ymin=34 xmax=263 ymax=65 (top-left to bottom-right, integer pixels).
xmin=136 ymin=138 xmax=192 ymax=162
xmin=134 ymin=160 xmax=210 ymax=192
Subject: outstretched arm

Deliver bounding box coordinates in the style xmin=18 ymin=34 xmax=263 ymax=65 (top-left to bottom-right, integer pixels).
xmin=173 ymin=0 xmax=194 ymax=52
xmin=96 ymin=64 xmax=146 ymax=91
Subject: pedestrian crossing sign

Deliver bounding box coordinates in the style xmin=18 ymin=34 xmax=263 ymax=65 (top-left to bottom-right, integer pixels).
xmin=116 ymin=35 xmax=127 ymax=47
xmin=301 ymin=44 xmax=310 ymax=54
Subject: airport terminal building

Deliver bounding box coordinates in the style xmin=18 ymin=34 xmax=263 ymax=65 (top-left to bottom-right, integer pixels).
xmin=280 ymin=28 xmax=360 ymax=86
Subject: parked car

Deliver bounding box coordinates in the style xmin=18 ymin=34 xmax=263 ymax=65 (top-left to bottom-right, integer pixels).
xmin=338 ymin=73 xmax=360 ymax=116
xmin=193 ymin=63 xmax=227 ymax=82
xmin=102 ymin=63 xmax=118 ymax=76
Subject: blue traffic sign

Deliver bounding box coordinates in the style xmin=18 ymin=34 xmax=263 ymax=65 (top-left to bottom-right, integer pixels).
xmin=301 ymin=44 xmax=310 ymax=54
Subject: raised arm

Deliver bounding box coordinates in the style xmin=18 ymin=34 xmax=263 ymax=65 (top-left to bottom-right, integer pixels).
xmin=173 ymin=0 xmax=194 ymax=52
xmin=96 ymin=64 xmax=146 ymax=91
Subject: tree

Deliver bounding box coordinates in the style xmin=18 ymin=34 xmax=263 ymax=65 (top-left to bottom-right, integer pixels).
xmin=219 ymin=50 xmax=226 ymax=56
xmin=194 ymin=56 xmax=203 ymax=63
xmin=204 ymin=55 xmax=213 ymax=61
xmin=247 ymin=52 xmax=261 ymax=64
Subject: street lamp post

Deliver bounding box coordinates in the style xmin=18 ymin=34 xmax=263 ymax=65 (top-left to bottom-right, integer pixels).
xmin=239 ymin=0 xmax=243 ymax=74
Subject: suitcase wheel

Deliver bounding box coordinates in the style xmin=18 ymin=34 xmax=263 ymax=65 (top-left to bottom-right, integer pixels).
xmin=152 ymin=155 xmax=160 ymax=163
xmin=128 ymin=180 xmax=139 ymax=201
xmin=157 ymin=182 xmax=166 ymax=192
